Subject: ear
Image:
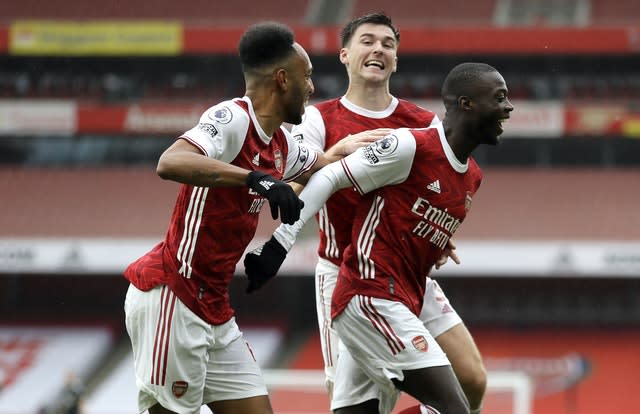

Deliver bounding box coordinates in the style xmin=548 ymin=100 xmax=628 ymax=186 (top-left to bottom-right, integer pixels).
xmin=339 ymin=48 xmax=349 ymax=65
xmin=392 ymin=55 xmax=398 ymax=73
xmin=459 ymin=96 xmax=473 ymax=111
xmin=274 ymin=68 xmax=288 ymax=92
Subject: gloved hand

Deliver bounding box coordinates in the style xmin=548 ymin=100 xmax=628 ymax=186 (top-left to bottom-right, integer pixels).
xmin=246 ymin=171 xmax=304 ymax=225
xmin=244 ymin=236 xmax=288 ymax=293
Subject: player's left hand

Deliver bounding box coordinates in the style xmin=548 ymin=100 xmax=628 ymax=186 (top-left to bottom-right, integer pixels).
xmin=243 ymin=236 xmax=288 ymax=293
xmin=435 ymin=238 xmax=461 ymax=270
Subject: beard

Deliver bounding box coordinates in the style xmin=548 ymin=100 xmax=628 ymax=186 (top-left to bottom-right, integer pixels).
xmin=283 ymin=88 xmax=306 ymax=125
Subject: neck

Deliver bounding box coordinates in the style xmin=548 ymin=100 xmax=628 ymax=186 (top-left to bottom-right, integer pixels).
xmin=344 ymin=80 xmax=393 ymax=111
xmin=442 ymin=116 xmax=476 ymax=162
xmin=245 ymin=88 xmax=282 ymax=137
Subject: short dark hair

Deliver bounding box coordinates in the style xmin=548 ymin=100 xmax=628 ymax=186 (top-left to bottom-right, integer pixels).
xmin=238 ymin=22 xmax=296 ymax=73
xmin=441 ymin=62 xmax=498 ymax=107
xmin=340 ymin=12 xmax=400 ymax=47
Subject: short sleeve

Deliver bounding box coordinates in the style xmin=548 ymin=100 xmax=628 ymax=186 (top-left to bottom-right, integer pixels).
xmin=290 ymin=105 xmax=326 ymax=153
xmin=179 ymin=101 xmax=249 ymax=162
xmin=340 ymin=128 xmax=416 ymax=194
xmin=282 ymin=127 xmax=319 ymax=182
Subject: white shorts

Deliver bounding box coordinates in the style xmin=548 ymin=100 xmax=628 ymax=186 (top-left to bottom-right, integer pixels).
xmin=315 ymin=257 xmax=461 ymax=383
xmin=331 ymin=295 xmax=450 ymax=414
xmin=124 ymin=284 xmax=268 ymax=414
xmin=418 ymin=277 xmax=463 ymax=338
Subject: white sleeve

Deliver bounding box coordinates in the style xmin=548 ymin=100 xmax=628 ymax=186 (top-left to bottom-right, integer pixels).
xmin=290 ymin=105 xmax=326 ymax=153
xmin=282 ymin=127 xmax=319 ymax=182
xmin=341 ymin=128 xmax=416 ymax=194
xmin=179 ymin=101 xmax=249 ymax=162
xmin=272 ymin=128 xmax=416 ymax=251
xmin=273 ymin=159 xmax=351 ymax=251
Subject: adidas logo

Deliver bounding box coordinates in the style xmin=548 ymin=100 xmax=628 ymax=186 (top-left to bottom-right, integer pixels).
xmin=252 ymin=153 xmax=260 ymax=166
xmin=258 ymin=180 xmax=274 ymax=191
xmin=427 ymin=180 xmax=441 ymax=194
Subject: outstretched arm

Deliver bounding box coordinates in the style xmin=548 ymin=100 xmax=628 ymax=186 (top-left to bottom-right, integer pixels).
xmin=292 ymin=128 xmax=393 ymax=185
xmin=244 ymin=160 xmax=353 ymax=292
xmin=244 ymin=129 xmax=416 ymax=292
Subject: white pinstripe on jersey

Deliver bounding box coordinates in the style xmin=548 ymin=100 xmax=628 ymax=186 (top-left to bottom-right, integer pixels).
xmin=177 ymin=186 xmax=209 ymax=279
xmin=319 ymin=205 xmax=339 ymax=258
xmin=356 ymin=195 xmax=384 ymax=279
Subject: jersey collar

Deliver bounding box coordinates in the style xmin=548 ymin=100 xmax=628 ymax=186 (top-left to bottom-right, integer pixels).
xmin=435 ymin=122 xmax=468 ymax=173
xmin=339 ymin=96 xmax=399 ymax=119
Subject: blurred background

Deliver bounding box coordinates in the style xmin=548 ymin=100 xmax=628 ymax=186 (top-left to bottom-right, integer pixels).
xmin=0 ymin=1 xmax=639 ymax=413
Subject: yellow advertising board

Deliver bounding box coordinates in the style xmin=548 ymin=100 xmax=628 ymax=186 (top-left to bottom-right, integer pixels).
xmin=10 ymin=20 xmax=182 ymax=55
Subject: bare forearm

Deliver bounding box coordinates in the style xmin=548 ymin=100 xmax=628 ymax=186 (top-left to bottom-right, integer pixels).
xmin=157 ymin=150 xmax=249 ymax=187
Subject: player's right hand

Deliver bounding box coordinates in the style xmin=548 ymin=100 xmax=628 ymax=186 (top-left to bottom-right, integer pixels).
xmin=435 ymin=238 xmax=461 ymax=270
xmin=246 ymin=171 xmax=304 ymax=225
xmin=244 ymin=236 xmax=288 ymax=293
xmin=327 ymin=128 xmax=395 ymax=158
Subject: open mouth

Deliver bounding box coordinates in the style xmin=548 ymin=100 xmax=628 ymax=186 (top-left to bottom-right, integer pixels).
xmin=364 ymin=60 xmax=385 ymax=70
xmin=497 ymin=118 xmax=509 ymax=135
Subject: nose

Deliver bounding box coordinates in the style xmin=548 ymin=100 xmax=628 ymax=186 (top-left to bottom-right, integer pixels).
xmin=504 ymin=98 xmax=513 ymax=112
xmin=505 ymin=98 xmax=514 ymax=112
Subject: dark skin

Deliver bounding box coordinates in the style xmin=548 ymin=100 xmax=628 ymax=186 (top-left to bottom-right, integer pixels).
xmin=334 ymin=69 xmax=513 ymax=414
xmin=444 ymin=70 xmax=514 ymax=162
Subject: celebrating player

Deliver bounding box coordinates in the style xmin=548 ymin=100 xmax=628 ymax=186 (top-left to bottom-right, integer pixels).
xmin=246 ymin=62 xmax=513 ymax=413
xmin=123 ymin=21 xmax=373 ymax=414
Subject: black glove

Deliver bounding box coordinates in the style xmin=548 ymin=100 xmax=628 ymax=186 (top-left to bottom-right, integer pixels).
xmin=246 ymin=171 xmax=304 ymax=225
xmin=244 ymin=236 xmax=288 ymax=293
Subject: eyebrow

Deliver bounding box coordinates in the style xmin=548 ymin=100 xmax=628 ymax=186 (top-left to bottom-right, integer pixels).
xmin=359 ymin=33 xmax=397 ymax=43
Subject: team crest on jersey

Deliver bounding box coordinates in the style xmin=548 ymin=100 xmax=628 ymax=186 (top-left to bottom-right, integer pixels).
xmin=198 ymin=122 xmax=218 ymax=137
xmin=293 ymin=133 xmax=304 ymax=143
xmin=274 ymin=149 xmax=283 ymax=173
xmin=465 ymin=191 xmax=473 ymax=212
xmin=208 ymin=106 xmax=233 ymax=124
xmin=172 ymin=381 xmax=189 ymax=398
xmin=374 ymin=134 xmax=399 ymax=155
xmin=412 ymin=335 xmax=429 ymax=352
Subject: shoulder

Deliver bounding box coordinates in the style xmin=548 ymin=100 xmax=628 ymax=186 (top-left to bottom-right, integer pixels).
xmin=467 ymin=157 xmax=484 ymax=184
xmin=396 ymin=99 xmax=438 ymax=121
xmin=202 ymin=99 xmax=249 ymax=123
xmin=200 ymin=98 xmax=250 ymax=133
xmin=373 ymin=128 xmax=417 ymax=161
xmin=313 ymin=97 xmax=342 ymax=113
xmin=406 ymin=126 xmax=438 ymax=142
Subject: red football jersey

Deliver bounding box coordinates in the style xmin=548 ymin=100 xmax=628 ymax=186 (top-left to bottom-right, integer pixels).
xmin=124 ymin=97 xmax=317 ymax=325
xmin=291 ymin=97 xmax=439 ymax=267
xmin=331 ymin=125 xmax=482 ymax=318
